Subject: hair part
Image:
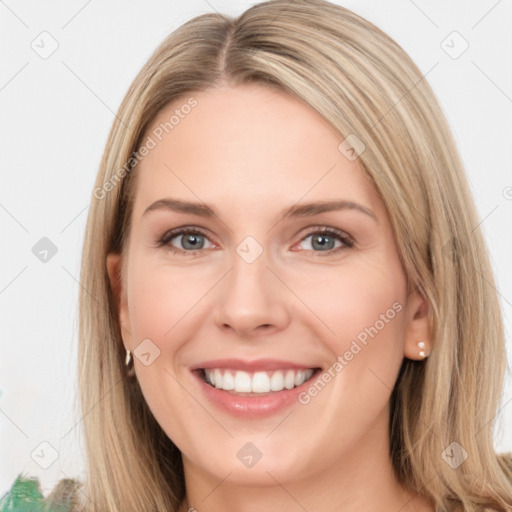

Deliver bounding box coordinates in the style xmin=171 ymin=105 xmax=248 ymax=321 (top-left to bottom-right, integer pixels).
xmin=77 ymin=1 xmax=512 ymax=510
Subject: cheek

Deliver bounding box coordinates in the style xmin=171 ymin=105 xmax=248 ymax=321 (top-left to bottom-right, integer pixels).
xmin=125 ymin=254 xmax=215 ymax=343
xmin=302 ymin=259 xmax=404 ymax=327
xmin=123 ymin=255 xmax=206 ymax=427
xmin=293 ymin=256 xmax=407 ymax=374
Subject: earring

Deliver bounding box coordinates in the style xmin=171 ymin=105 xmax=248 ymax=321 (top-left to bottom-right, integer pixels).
xmin=417 ymin=341 xmax=428 ymax=359
xmin=125 ymin=349 xmax=135 ymax=376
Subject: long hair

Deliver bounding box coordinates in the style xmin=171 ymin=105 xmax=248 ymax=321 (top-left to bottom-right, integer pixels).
xmin=76 ymin=1 xmax=512 ymax=510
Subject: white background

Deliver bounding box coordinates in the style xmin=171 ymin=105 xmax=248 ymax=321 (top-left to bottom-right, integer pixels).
xmin=1 ymin=0 xmax=511 ymax=497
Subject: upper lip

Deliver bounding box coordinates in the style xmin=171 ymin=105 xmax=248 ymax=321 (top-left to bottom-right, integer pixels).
xmin=190 ymin=358 xmax=322 ymax=372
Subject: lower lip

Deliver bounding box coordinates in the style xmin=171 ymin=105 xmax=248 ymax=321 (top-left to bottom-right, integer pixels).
xmin=191 ymin=369 xmax=321 ymax=419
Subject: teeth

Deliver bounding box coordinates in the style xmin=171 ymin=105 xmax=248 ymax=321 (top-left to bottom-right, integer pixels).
xmin=234 ymin=371 xmax=252 ymax=392
xmin=204 ymin=368 xmax=315 ymax=393
xmin=222 ymin=370 xmax=234 ymax=390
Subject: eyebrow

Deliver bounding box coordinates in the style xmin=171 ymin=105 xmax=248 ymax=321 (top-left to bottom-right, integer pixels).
xmin=142 ymin=198 xmax=378 ymax=223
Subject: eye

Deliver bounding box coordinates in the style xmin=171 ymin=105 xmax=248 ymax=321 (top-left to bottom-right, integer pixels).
xmin=156 ymin=228 xmax=215 ymax=255
xmin=295 ymin=227 xmax=354 ymax=254
xmin=156 ymin=226 xmax=354 ymax=256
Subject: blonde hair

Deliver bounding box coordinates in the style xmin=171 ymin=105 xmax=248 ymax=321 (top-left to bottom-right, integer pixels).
xmin=76 ymin=1 xmax=512 ymax=510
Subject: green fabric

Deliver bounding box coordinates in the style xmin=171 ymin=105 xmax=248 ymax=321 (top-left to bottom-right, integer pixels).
xmin=0 ymin=474 xmax=78 ymax=512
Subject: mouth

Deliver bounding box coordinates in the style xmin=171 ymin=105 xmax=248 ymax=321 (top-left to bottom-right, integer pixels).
xmin=193 ymin=367 xmax=322 ymax=396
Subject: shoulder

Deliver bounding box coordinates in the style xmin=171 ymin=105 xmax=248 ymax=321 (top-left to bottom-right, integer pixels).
xmin=0 ymin=473 xmax=82 ymax=511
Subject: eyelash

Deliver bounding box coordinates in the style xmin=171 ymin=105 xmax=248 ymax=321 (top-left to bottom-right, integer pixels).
xmin=155 ymin=226 xmax=355 ymax=257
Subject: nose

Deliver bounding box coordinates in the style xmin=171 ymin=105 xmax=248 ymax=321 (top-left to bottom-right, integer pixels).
xmin=214 ymin=250 xmax=291 ymax=338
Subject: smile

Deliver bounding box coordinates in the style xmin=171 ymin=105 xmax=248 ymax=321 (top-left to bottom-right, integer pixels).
xmin=201 ymin=368 xmax=318 ymax=394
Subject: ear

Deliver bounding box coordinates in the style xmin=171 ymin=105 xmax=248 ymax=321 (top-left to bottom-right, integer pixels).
xmin=106 ymin=252 xmax=131 ymax=350
xmin=403 ymin=284 xmax=432 ymax=361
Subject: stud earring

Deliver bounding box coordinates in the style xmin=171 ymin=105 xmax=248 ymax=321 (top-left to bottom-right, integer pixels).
xmin=417 ymin=341 xmax=427 ymax=359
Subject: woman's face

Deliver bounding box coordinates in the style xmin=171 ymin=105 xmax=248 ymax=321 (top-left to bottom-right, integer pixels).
xmin=108 ymin=83 xmax=429 ymax=488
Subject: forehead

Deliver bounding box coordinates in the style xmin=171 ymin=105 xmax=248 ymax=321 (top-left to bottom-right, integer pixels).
xmin=132 ymin=83 xmax=381 ymax=220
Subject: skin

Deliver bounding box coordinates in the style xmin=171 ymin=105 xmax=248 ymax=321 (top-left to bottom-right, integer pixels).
xmin=107 ymin=83 xmax=434 ymax=512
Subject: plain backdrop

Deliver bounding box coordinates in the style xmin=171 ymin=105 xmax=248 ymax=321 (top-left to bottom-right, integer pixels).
xmin=1 ymin=0 xmax=511 ymax=497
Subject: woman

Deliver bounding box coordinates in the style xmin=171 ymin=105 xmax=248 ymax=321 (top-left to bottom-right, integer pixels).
xmin=3 ymin=0 xmax=510 ymax=510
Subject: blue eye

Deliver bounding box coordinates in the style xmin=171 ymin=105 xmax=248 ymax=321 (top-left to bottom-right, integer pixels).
xmin=298 ymin=228 xmax=354 ymax=254
xmin=158 ymin=229 xmax=213 ymax=254
xmin=156 ymin=226 xmax=354 ymax=256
